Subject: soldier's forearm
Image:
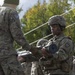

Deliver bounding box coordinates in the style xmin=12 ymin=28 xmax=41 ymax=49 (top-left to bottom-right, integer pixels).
xmin=21 ymin=54 xmax=38 ymax=62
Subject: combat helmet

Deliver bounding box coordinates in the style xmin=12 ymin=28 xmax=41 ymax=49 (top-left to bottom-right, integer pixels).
xmin=48 ymin=15 xmax=66 ymax=30
xmin=4 ymin=0 xmax=19 ymax=5
xmin=36 ymin=39 xmax=48 ymax=48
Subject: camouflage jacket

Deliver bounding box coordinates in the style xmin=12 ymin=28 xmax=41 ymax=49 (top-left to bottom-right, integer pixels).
xmin=33 ymin=34 xmax=74 ymax=73
xmin=0 ymin=7 xmax=30 ymax=58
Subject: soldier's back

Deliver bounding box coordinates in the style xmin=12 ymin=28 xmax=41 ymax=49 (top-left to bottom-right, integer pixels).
xmin=0 ymin=6 xmax=17 ymax=58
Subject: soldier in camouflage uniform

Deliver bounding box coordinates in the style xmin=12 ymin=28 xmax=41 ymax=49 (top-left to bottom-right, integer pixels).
xmin=0 ymin=0 xmax=31 ymax=75
xmin=29 ymin=15 xmax=74 ymax=75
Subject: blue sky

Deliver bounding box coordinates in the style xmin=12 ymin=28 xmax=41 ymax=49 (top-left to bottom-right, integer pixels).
xmin=18 ymin=0 xmax=49 ymax=18
xmin=18 ymin=0 xmax=40 ymax=19
xmin=0 ymin=0 xmax=3 ymax=5
xmin=0 ymin=0 xmax=49 ymax=19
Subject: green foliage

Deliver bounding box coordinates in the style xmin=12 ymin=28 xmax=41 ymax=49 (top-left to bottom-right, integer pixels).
xmin=21 ymin=1 xmax=50 ymax=44
xmin=21 ymin=0 xmax=72 ymax=45
xmin=48 ymin=0 xmax=70 ymax=15
xmin=64 ymin=8 xmax=75 ymax=42
xmin=15 ymin=0 xmax=75 ymax=50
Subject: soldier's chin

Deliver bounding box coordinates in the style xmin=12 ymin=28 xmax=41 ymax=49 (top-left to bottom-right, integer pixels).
xmin=52 ymin=32 xmax=60 ymax=36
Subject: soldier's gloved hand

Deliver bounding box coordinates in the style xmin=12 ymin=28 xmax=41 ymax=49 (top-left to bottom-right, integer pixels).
xmin=18 ymin=56 xmax=25 ymax=63
xmin=41 ymin=47 xmax=52 ymax=58
xmin=29 ymin=45 xmax=39 ymax=55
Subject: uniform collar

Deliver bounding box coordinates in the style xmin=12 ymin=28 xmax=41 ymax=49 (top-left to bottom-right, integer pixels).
xmin=54 ymin=33 xmax=65 ymax=40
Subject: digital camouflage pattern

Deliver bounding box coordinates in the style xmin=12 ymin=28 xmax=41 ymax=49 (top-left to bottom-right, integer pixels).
xmin=0 ymin=55 xmax=25 ymax=75
xmin=0 ymin=6 xmax=30 ymax=75
xmin=39 ymin=33 xmax=74 ymax=75
xmin=28 ymin=15 xmax=74 ymax=75
xmin=0 ymin=7 xmax=30 ymax=58
xmin=30 ymin=34 xmax=74 ymax=75
xmin=21 ymin=62 xmax=32 ymax=75
xmin=48 ymin=15 xmax=66 ymax=27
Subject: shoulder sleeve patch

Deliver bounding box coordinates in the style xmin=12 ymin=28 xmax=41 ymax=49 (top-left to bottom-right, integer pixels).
xmin=65 ymin=43 xmax=70 ymax=47
xmin=13 ymin=12 xmax=19 ymax=19
xmin=10 ymin=10 xmax=19 ymax=21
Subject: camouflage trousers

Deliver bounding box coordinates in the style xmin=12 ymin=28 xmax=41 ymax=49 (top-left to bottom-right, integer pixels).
xmin=0 ymin=55 xmax=25 ymax=75
xmin=31 ymin=62 xmax=44 ymax=75
xmin=21 ymin=62 xmax=32 ymax=75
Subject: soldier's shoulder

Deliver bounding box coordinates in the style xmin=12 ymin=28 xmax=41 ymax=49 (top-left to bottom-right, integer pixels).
xmin=7 ymin=8 xmax=17 ymax=14
xmin=62 ymin=36 xmax=72 ymax=41
xmin=5 ymin=7 xmax=18 ymax=19
xmin=0 ymin=6 xmax=16 ymax=13
xmin=0 ymin=7 xmax=7 ymax=12
xmin=60 ymin=36 xmax=73 ymax=46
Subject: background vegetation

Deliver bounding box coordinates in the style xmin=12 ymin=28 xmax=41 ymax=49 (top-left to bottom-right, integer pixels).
xmin=15 ymin=0 xmax=75 ymax=53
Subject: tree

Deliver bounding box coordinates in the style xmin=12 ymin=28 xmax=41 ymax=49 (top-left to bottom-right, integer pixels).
xmin=21 ymin=1 xmax=50 ymax=44
xmin=64 ymin=8 xmax=75 ymax=42
xmin=21 ymin=0 xmax=72 ymax=46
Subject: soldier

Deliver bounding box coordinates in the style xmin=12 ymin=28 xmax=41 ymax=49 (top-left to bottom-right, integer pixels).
xmin=0 ymin=0 xmax=31 ymax=75
xmin=29 ymin=15 xmax=74 ymax=75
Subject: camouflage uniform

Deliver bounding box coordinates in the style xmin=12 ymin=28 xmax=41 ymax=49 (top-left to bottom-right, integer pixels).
xmin=30 ymin=15 xmax=74 ymax=75
xmin=21 ymin=62 xmax=32 ymax=75
xmin=0 ymin=0 xmax=30 ymax=75
xmin=41 ymin=33 xmax=74 ymax=75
